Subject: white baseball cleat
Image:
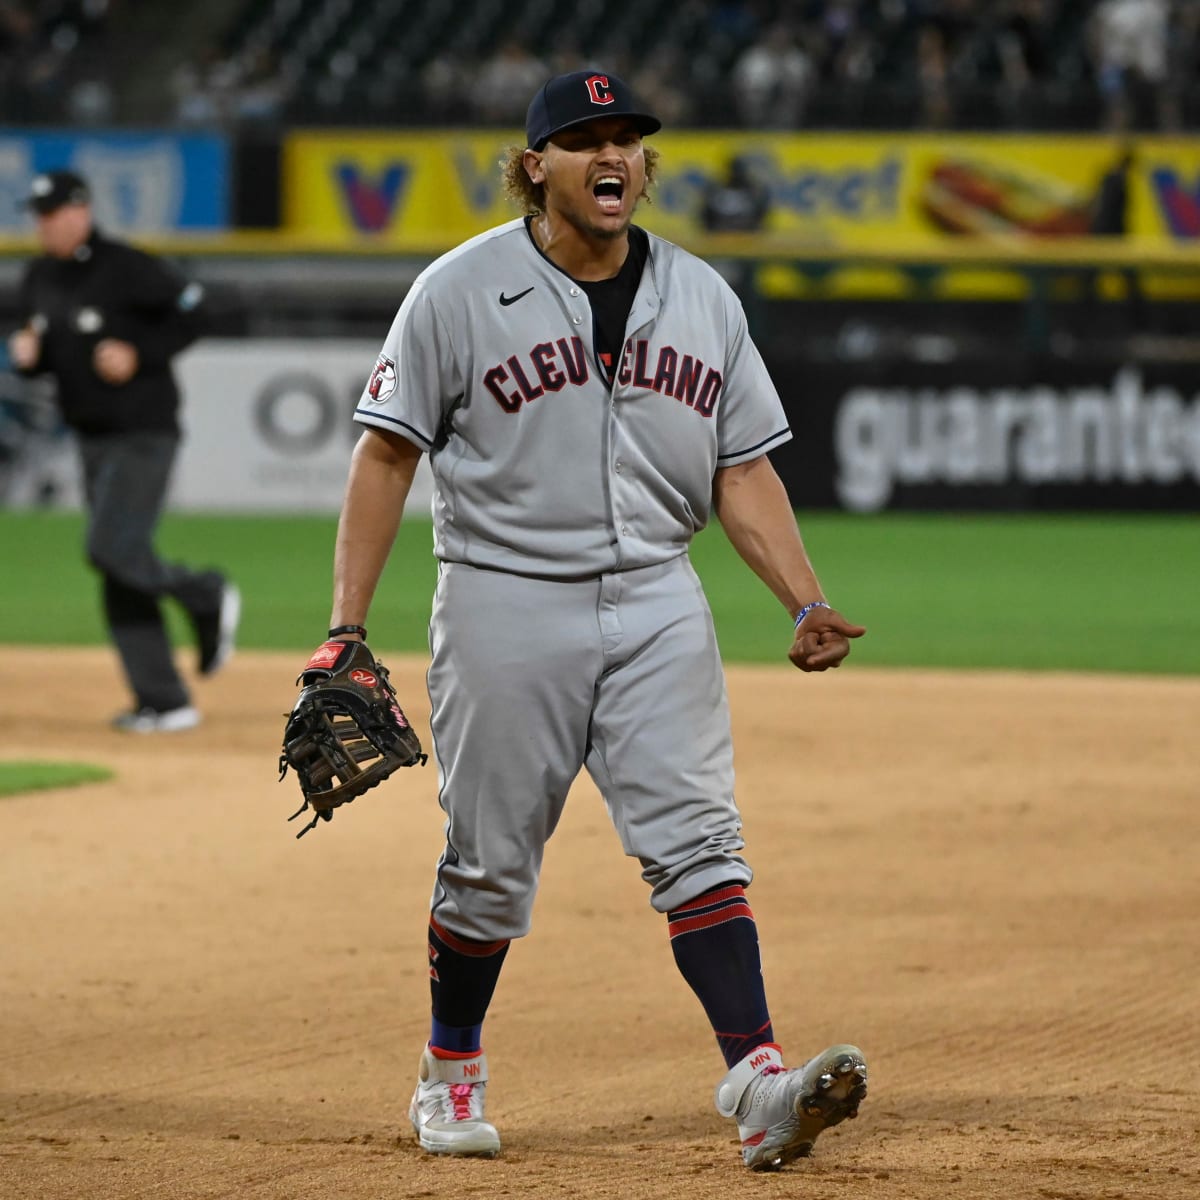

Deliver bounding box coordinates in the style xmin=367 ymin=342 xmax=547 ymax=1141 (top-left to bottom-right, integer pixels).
xmin=715 ymin=1042 xmax=868 ymax=1170
xmin=409 ymin=1045 xmax=501 ymax=1158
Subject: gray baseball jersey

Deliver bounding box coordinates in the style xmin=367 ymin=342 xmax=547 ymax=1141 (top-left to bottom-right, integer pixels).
xmin=354 ymin=217 xmax=791 ymax=576
xmin=354 ymin=218 xmax=792 ymax=940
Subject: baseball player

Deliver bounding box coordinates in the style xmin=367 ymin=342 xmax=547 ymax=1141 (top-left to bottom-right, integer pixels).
xmin=325 ymin=70 xmax=868 ymax=1170
xmin=7 ymin=169 xmax=240 ymax=731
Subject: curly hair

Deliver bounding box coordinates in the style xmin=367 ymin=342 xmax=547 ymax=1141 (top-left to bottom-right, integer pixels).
xmin=500 ymin=143 xmax=660 ymax=216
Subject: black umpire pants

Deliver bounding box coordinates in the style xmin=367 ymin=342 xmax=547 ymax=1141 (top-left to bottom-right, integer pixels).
xmin=78 ymin=430 xmax=221 ymax=712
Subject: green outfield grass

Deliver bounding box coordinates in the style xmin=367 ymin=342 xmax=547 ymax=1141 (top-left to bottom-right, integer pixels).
xmin=1 ymin=511 xmax=1197 ymax=673
xmin=0 ymin=761 xmax=113 ymax=797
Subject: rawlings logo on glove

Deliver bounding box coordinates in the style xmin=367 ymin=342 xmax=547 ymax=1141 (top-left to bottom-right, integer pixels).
xmin=278 ymin=639 xmax=427 ymax=837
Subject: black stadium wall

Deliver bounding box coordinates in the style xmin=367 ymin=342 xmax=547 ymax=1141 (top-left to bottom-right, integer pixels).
xmin=766 ymin=356 xmax=1200 ymax=513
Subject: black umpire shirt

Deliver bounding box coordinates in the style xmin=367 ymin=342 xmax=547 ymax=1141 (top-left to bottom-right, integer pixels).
xmin=16 ymin=228 xmax=206 ymax=436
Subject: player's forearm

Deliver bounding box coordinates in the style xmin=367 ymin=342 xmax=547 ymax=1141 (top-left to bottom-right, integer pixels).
xmin=712 ymin=456 xmax=825 ymax=618
xmin=330 ymin=428 xmax=421 ymax=630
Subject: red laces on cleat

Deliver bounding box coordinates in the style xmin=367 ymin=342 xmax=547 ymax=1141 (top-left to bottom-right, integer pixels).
xmin=449 ymin=1084 xmax=475 ymax=1121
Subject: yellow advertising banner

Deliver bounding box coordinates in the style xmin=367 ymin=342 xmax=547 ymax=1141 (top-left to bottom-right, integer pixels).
xmin=284 ymin=129 xmax=1200 ymax=249
xmin=645 ymin=133 xmax=1200 ymax=245
xmin=283 ymin=131 xmax=521 ymax=247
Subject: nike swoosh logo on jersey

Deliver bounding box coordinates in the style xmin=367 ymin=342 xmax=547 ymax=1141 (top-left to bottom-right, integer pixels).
xmin=499 ymin=287 xmax=534 ymax=306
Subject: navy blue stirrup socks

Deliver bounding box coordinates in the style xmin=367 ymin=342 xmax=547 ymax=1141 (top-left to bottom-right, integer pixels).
xmin=428 ymin=916 xmax=510 ymax=1055
xmin=668 ymin=884 xmax=774 ymax=1069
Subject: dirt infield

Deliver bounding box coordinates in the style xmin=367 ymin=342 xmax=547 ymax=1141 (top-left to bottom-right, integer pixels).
xmin=2 ymin=646 xmax=1197 ymax=1200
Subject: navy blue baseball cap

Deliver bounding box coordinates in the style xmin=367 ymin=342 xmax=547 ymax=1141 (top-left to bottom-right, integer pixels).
xmin=526 ymin=70 xmax=661 ymax=151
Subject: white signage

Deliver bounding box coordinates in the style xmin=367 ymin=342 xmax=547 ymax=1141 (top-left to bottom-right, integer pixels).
xmin=173 ymin=339 xmax=434 ymax=514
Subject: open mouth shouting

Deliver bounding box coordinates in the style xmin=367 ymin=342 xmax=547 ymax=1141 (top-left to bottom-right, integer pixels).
xmin=593 ymin=175 xmax=626 ymax=215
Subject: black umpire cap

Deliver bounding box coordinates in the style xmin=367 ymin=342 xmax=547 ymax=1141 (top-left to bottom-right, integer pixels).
xmin=22 ymin=168 xmax=91 ymax=215
xmin=526 ymin=70 xmax=661 ymax=151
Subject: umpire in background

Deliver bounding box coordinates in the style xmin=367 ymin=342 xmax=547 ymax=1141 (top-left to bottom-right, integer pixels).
xmin=6 ymin=168 xmax=240 ymax=733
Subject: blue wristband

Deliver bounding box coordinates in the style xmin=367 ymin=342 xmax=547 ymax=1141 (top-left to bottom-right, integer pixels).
xmin=794 ymin=601 xmax=831 ymax=629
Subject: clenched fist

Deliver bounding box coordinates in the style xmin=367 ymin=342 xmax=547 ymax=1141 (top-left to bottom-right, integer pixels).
xmin=788 ymin=607 xmax=867 ymax=672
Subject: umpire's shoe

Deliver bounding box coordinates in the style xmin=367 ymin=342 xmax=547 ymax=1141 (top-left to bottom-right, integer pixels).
xmin=715 ymin=1042 xmax=867 ymax=1170
xmin=195 ymin=578 xmax=241 ymax=676
xmin=409 ymin=1045 xmax=500 ymax=1158
xmin=111 ymin=704 xmax=201 ymax=734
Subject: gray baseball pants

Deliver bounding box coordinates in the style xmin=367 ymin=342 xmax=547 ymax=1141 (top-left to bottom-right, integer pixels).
xmin=78 ymin=430 xmax=221 ymax=711
xmin=426 ymin=554 xmax=752 ymax=942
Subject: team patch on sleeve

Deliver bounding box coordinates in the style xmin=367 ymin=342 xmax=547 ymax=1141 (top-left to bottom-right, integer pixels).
xmin=366 ymin=354 xmax=397 ymax=404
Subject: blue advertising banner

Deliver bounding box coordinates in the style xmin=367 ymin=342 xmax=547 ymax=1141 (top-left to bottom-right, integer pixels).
xmin=0 ymin=131 xmax=229 ymax=233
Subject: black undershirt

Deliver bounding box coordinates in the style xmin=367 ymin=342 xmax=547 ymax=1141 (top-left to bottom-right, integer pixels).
xmin=578 ymin=226 xmax=648 ymax=382
xmin=524 ymin=218 xmax=649 ymax=383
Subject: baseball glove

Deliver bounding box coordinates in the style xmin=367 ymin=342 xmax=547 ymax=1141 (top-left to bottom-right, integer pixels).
xmin=279 ymin=639 xmax=427 ymax=837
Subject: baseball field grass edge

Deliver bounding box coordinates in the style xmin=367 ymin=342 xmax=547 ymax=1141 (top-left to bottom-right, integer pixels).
xmin=0 ymin=510 xmax=1197 ymax=674
xmin=0 ymin=761 xmax=115 ymax=798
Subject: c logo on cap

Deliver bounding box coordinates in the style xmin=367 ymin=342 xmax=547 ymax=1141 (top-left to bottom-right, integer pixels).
xmin=585 ymin=75 xmax=614 ymax=105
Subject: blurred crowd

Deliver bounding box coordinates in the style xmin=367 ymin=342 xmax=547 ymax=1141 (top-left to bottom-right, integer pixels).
xmin=2 ymin=0 xmax=1199 ymax=132
xmin=0 ymin=0 xmax=115 ymax=124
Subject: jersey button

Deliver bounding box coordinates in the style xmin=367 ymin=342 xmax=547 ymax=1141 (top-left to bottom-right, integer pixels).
xmin=615 ymin=461 xmax=623 ymax=473
xmin=569 ymin=287 xmax=580 ymax=297
xmin=571 ymin=315 xmax=582 ymax=325
xmin=620 ymin=524 xmax=629 ymax=535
